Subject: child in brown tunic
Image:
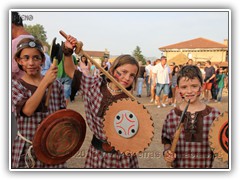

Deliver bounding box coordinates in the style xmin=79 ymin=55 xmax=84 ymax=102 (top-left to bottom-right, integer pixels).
xmin=12 ymin=38 xmax=66 ymax=168
xmin=162 ymin=65 xmax=220 ymax=168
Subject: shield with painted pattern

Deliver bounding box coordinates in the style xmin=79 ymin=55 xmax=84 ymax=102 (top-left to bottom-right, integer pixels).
xmin=103 ymin=98 xmax=154 ymax=155
xmin=209 ymin=111 xmax=228 ymax=162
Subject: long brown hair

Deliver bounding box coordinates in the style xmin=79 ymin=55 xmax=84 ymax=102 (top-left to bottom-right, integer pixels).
xmin=108 ymin=54 xmax=139 ymax=90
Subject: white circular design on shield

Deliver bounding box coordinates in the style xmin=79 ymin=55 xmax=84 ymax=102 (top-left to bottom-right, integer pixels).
xmin=114 ymin=110 xmax=139 ymax=138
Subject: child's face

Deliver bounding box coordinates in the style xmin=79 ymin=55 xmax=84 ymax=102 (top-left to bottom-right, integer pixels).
xmin=175 ymin=67 xmax=179 ymax=72
xmin=17 ymin=48 xmax=43 ymax=76
xmin=113 ymin=64 xmax=138 ymax=89
xmin=178 ymin=77 xmax=202 ymax=103
xmin=81 ymin=56 xmax=87 ymax=62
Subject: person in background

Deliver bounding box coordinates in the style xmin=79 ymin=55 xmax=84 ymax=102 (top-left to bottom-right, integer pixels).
xmin=12 ymin=12 xmax=34 ymax=80
xmin=145 ymin=60 xmax=152 ymax=97
xmin=203 ymin=60 xmax=215 ymax=103
xmin=186 ymin=59 xmax=194 ymax=65
xmin=211 ymin=64 xmax=219 ymax=101
xmin=150 ymin=59 xmax=160 ymax=104
xmin=167 ymin=62 xmax=175 ymax=105
xmin=41 ymin=46 xmax=51 ymax=75
xmin=104 ymin=56 xmax=111 ymax=70
xmin=57 ymin=55 xmax=77 ymax=106
xmin=170 ymin=65 xmax=180 ymax=107
xmin=100 ymin=60 xmax=108 ymax=81
xmin=152 ymin=56 xmax=171 ymax=108
xmin=215 ymin=67 xmax=226 ymax=103
xmin=90 ymin=64 xmax=100 ymax=77
xmin=196 ymin=62 xmax=205 ymax=100
xmin=224 ymin=68 xmax=229 ymax=91
xmin=78 ymin=54 xmax=91 ymax=76
xmin=136 ymin=62 xmax=145 ymax=98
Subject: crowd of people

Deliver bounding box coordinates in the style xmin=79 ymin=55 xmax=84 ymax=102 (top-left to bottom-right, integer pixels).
xmin=137 ymin=57 xmax=228 ymax=108
xmin=11 ymin=12 xmax=228 ymax=169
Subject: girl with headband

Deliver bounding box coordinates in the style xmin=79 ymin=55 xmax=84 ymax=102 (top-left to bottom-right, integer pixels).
xmin=12 ymin=38 xmax=66 ymax=168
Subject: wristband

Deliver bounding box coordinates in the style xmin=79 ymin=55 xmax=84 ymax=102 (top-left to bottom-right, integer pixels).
xmin=62 ymin=43 xmax=73 ymax=56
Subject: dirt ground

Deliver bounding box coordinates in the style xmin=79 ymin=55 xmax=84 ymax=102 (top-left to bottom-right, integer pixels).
xmin=66 ymin=86 xmax=229 ymax=169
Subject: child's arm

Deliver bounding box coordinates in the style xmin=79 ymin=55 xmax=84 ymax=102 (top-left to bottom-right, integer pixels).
xmin=64 ymin=55 xmax=76 ymax=79
xmin=162 ymin=113 xmax=177 ymax=165
xmin=22 ymin=64 xmax=58 ymax=116
xmin=63 ymin=35 xmax=78 ymax=79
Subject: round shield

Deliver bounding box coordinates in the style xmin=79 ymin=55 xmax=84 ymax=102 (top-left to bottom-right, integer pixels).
xmin=208 ymin=111 xmax=228 ymax=162
xmin=33 ymin=109 xmax=86 ymax=165
xmin=103 ymin=98 xmax=154 ymax=155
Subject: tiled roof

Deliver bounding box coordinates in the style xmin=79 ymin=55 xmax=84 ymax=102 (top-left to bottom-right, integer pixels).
xmin=159 ymin=37 xmax=227 ymax=50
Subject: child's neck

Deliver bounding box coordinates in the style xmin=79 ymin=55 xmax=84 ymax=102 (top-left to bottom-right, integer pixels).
xmin=181 ymin=99 xmax=206 ymax=114
xmin=22 ymin=73 xmax=43 ymax=86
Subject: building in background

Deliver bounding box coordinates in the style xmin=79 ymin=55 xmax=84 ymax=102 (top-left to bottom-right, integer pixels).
xmin=77 ymin=49 xmax=110 ymax=65
xmin=159 ymin=37 xmax=228 ymax=67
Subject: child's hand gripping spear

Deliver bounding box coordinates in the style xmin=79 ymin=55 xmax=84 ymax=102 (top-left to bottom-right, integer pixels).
xmin=165 ymin=99 xmax=190 ymax=168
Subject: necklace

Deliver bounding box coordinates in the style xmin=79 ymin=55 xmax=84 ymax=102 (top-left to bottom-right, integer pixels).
xmin=107 ymin=82 xmax=122 ymax=93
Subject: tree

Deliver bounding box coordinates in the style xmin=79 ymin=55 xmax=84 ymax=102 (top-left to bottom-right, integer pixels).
xmin=24 ymin=24 xmax=49 ymax=48
xmin=133 ymin=46 xmax=146 ymax=65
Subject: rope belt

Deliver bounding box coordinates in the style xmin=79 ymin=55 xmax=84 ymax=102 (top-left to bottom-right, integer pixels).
xmin=17 ymin=131 xmax=35 ymax=168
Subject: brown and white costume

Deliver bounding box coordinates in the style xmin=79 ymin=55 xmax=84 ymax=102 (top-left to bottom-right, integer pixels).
xmin=12 ymin=79 xmax=66 ymax=168
xmin=72 ymin=70 xmax=138 ymax=168
xmin=162 ymin=106 xmax=220 ymax=168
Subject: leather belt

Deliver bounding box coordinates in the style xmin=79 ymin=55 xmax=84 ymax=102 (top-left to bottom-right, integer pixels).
xmin=91 ymin=135 xmax=116 ymax=153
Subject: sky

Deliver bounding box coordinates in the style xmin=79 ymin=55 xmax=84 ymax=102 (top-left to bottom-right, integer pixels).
xmin=1 ymin=0 xmax=239 ymax=178
xmin=19 ymin=10 xmax=229 ymax=59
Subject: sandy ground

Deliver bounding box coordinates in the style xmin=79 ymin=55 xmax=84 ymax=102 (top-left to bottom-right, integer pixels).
xmin=66 ymin=86 xmax=229 ymax=169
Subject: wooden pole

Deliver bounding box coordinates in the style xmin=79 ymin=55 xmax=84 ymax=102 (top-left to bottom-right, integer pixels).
xmin=59 ymin=30 xmax=136 ymax=100
xmin=166 ymin=100 xmax=190 ymax=168
xmin=45 ymin=58 xmax=58 ymax=107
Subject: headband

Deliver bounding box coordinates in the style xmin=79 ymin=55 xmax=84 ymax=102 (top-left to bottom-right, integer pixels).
xmin=17 ymin=41 xmax=44 ymax=52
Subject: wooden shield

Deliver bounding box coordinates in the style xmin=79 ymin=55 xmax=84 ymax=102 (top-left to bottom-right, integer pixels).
xmin=103 ymin=98 xmax=154 ymax=155
xmin=33 ymin=109 xmax=86 ymax=165
xmin=209 ymin=111 xmax=229 ymax=162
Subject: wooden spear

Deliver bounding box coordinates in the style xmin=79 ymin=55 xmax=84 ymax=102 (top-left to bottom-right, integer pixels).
xmin=166 ymin=99 xmax=190 ymax=168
